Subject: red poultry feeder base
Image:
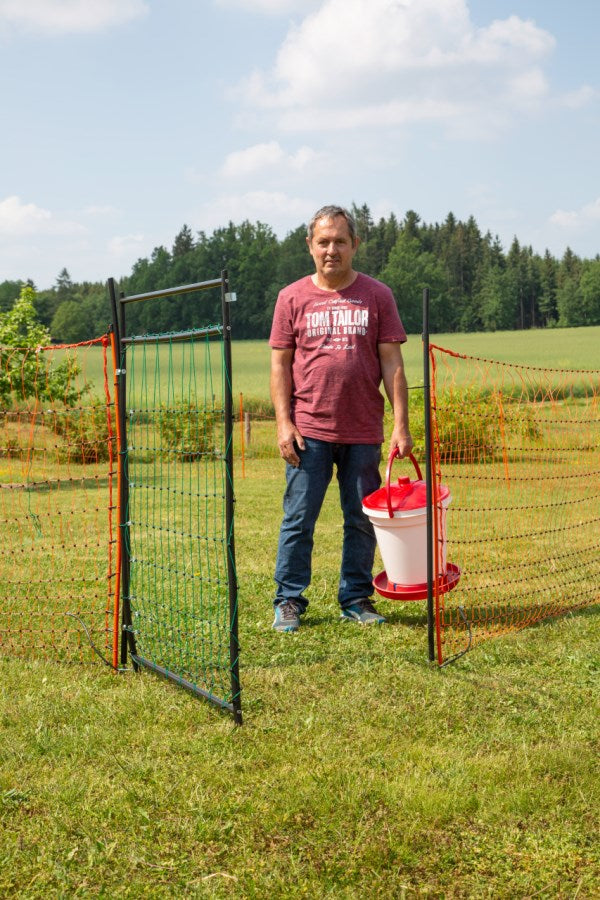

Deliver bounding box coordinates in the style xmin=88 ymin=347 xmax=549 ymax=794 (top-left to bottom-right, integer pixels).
xmin=373 ymin=562 xmax=461 ymax=602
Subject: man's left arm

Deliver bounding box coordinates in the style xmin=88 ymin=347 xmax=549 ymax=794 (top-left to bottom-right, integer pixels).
xmin=378 ymin=342 xmax=414 ymax=458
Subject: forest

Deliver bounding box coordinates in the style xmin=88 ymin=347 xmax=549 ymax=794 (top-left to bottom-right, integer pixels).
xmin=1 ymin=203 xmax=600 ymax=341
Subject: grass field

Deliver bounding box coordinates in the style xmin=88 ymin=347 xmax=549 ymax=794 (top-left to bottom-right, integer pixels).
xmin=232 ymin=325 xmax=600 ymax=401
xmin=1 ymin=327 xmax=599 ymax=897
xmin=55 ymin=325 xmax=600 ymax=404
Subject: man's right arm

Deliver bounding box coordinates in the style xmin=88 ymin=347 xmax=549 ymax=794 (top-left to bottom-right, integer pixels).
xmin=270 ymin=348 xmax=305 ymax=467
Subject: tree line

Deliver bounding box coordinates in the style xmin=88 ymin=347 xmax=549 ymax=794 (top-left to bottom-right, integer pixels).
xmin=2 ymin=203 xmax=599 ymax=341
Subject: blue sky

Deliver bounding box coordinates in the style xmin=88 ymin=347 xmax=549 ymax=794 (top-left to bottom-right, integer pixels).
xmin=1 ymin=0 xmax=599 ymax=289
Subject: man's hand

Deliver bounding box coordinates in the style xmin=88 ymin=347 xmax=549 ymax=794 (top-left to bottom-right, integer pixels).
xmin=390 ymin=427 xmax=414 ymax=459
xmin=277 ymin=423 xmax=305 ymax=467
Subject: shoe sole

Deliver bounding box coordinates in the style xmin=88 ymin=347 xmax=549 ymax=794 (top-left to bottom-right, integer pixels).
xmin=340 ymin=613 xmax=385 ymax=625
xmin=272 ymin=622 xmax=299 ymax=632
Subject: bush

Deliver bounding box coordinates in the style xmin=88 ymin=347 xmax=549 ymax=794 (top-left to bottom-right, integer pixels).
xmin=388 ymin=385 xmax=540 ymax=464
xmin=236 ymin=396 xmax=275 ymax=419
xmin=0 ymin=432 xmax=23 ymax=460
xmin=158 ymin=402 xmax=216 ymax=461
xmin=434 ymin=387 xmax=499 ymax=464
xmin=0 ymin=286 xmax=83 ymax=407
xmin=53 ymin=402 xmax=114 ymax=464
xmin=436 ymin=388 xmax=541 ymax=463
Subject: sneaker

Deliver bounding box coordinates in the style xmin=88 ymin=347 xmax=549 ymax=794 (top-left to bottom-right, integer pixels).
xmin=272 ymin=600 xmax=302 ymax=633
xmin=340 ymin=599 xmax=386 ymax=625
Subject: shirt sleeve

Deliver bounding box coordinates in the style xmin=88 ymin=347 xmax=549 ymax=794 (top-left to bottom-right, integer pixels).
xmin=377 ymin=285 xmax=407 ymax=344
xmin=269 ymin=289 xmax=296 ymax=349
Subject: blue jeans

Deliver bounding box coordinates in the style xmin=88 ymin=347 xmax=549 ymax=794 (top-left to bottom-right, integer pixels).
xmin=274 ymin=438 xmax=382 ymax=612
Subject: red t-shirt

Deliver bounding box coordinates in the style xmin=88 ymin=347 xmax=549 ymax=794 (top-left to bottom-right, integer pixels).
xmin=269 ymin=272 xmax=407 ymax=443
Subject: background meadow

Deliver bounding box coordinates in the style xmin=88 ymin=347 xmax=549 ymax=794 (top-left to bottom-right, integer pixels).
xmin=64 ymin=324 xmax=600 ymax=405
xmin=231 ymin=325 xmax=600 ymax=400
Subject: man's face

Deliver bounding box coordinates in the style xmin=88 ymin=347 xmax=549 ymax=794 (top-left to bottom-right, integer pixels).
xmin=307 ymin=215 xmax=358 ymax=284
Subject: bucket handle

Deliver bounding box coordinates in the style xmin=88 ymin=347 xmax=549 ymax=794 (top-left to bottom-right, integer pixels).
xmin=385 ymin=449 xmax=423 ymax=518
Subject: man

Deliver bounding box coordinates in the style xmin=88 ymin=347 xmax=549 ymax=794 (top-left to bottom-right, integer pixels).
xmin=269 ymin=205 xmax=413 ymax=632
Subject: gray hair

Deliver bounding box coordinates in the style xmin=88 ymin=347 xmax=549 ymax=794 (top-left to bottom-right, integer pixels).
xmin=307 ymin=205 xmax=358 ymax=244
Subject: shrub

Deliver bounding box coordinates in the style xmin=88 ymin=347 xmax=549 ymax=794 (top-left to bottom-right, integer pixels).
xmin=53 ymin=402 xmax=113 ymax=464
xmin=434 ymin=387 xmax=499 ymax=464
xmin=236 ymin=396 xmax=275 ymax=419
xmin=158 ymin=402 xmax=216 ymax=460
xmin=0 ymin=432 xmax=24 ymax=460
xmin=0 ymin=285 xmax=83 ymax=407
xmin=387 ymin=385 xmax=540 ymax=464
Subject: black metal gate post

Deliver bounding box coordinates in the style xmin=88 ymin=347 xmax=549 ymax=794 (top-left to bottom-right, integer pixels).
xmin=108 ymin=277 xmax=137 ymax=667
xmin=422 ymin=287 xmax=436 ymax=662
xmin=221 ymin=271 xmax=242 ymax=725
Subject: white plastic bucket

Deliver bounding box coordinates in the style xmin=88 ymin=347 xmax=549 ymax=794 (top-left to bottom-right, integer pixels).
xmin=362 ymin=452 xmax=451 ymax=586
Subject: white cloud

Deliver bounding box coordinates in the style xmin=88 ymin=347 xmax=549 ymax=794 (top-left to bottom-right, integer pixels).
xmin=0 ymin=0 xmax=148 ymax=34
xmin=558 ymin=85 xmax=598 ymax=110
xmin=196 ymin=190 xmax=313 ymax=236
xmin=0 ymin=197 xmax=97 ymax=285
xmin=506 ymin=67 xmax=548 ymax=106
xmin=108 ymin=233 xmax=145 ymax=258
xmin=215 ymin=0 xmax=320 ymax=14
xmin=550 ymin=198 xmax=600 ymax=230
xmin=464 ymin=14 xmax=554 ymax=64
xmin=236 ymin=0 xmax=562 ymax=134
xmin=0 ymin=195 xmax=51 ymax=235
xmin=220 ymin=141 xmax=325 ymax=178
xmin=278 ymin=97 xmax=461 ymax=133
xmin=83 ymin=204 xmax=120 ymax=217
xmin=221 ymin=141 xmax=285 ymax=177
xmin=0 ymin=195 xmax=84 ymax=236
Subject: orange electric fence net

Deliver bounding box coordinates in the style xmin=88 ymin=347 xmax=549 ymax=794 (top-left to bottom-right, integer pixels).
xmin=429 ymin=345 xmax=600 ymax=665
xmin=0 ymin=337 xmax=119 ymax=665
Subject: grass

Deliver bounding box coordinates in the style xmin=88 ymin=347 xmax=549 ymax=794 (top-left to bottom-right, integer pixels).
xmin=1 ymin=455 xmax=599 ymax=897
xmin=234 ymin=325 xmax=600 ymax=401
xmin=1 ymin=327 xmax=599 ymax=896
xmin=51 ymin=325 xmax=600 ymax=404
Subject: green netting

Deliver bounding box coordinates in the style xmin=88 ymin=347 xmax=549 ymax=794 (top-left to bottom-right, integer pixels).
xmin=122 ymin=329 xmax=238 ymax=708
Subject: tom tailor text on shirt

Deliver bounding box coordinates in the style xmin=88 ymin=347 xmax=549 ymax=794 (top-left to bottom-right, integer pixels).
xmin=305 ymin=308 xmax=369 ymax=337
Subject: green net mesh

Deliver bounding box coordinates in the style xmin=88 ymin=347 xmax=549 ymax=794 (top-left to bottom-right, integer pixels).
xmin=122 ymin=329 xmax=238 ymax=707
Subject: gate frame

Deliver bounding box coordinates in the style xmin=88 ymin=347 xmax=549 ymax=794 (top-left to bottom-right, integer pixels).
xmin=108 ymin=272 xmax=242 ymax=724
xmin=422 ymin=287 xmax=436 ymax=662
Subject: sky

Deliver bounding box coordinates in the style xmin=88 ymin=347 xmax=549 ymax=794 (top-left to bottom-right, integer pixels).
xmin=1 ymin=0 xmax=599 ymax=290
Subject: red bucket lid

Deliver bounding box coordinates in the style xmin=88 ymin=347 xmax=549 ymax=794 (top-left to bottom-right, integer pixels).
xmin=362 ymin=451 xmax=450 ymax=516
xmin=363 ymin=477 xmax=450 ymax=512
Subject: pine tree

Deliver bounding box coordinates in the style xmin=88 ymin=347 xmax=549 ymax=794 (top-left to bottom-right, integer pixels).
xmin=538 ymin=250 xmax=558 ymax=326
xmin=172 ymin=224 xmax=195 ymax=258
xmin=55 ymin=267 xmax=74 ymax=300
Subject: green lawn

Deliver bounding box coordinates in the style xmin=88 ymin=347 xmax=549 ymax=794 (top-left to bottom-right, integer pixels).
xmin=1 ymin=454 xmax=598 ymax=897
xmin=55 ymin=325 xmax=600 ymax=405
xmin=1 ymin=327 xmax=598 ymax=896
xmin=232 ymin=325 xmax=600 ymax=399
